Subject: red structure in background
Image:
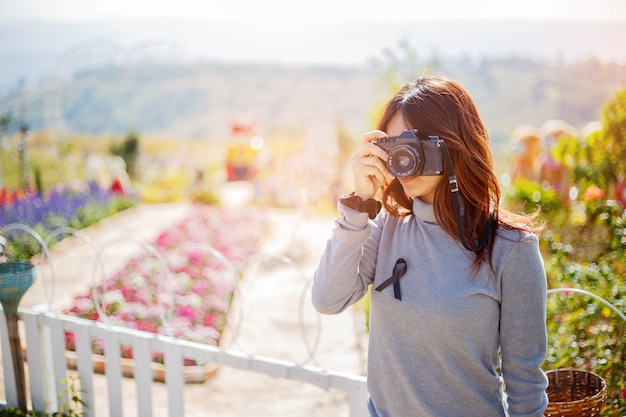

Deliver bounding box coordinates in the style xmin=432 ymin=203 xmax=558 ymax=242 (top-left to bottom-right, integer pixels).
xmin=225 ymin=115 xmax=258 ymax=182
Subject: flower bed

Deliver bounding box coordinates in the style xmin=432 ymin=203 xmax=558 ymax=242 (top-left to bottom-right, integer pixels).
xmin=0 ymin=183 xmax=137 ymax=260
xmin=62 ymin=203 xmax=268 ymax=379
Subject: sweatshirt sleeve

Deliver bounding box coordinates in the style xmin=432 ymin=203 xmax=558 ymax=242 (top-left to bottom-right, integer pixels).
xmin=499 ymin=233 xmax=549 ymax=417
xmin=311 ymin=203 xmax=383 ymax=314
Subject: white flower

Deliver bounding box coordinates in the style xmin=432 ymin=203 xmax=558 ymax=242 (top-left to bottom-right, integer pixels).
xmin=103 ymin=289 xmax=125 ymax=304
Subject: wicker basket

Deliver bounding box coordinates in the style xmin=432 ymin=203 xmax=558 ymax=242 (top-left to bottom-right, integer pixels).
xmin=0 ymin=261 xmax=36 ymax=315
xmin=545 ymin=369 xmax=607 ymax=417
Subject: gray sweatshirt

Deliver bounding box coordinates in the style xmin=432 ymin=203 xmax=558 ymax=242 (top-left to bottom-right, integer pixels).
xmin=312 ymin=198 xmax=548 ymax=417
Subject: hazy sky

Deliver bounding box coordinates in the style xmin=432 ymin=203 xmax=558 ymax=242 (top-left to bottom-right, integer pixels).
xmin=1 ymin=0 xmax=625 ymax=90
xmin=2 ymin=0 xmax=626 ymax=21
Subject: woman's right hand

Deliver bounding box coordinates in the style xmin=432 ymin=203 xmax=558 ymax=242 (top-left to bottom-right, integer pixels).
xmin=350 ymin=130 xmax=395 ymax=200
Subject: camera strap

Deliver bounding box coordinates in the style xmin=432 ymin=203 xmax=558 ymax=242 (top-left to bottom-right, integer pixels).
xmin=436 ymin=139 xmax=492 ymax=252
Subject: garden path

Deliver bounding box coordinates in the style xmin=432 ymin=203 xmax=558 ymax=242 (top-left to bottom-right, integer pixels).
xmin=16 ymin=202 xmax=366 ymax=416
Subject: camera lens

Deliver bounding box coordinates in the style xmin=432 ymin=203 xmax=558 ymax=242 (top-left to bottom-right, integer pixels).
xmin=387 ymin=145 xmax=420 ymax=177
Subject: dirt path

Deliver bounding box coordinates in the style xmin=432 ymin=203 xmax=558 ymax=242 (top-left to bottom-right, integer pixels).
xmin=4 ymin=202 xmax=367 ymax=416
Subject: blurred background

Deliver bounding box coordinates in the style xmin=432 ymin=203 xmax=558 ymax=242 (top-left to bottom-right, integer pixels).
xmin=2 ymin=2 xmax=626 ymax=414
xmin=0 ymin=0 xmax=625 ymax=208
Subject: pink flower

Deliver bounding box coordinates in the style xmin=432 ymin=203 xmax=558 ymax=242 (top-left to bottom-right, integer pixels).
xmin=93 ymin=338 xmax=105 ymax=355
xmin=156 ymin=230 xmax=178 ymax=249
xmin=65 ymin=332 xmax=76 ymax=351
xmin=188 ymin=250 xmax=205 ymax=265
xmin=121 ymin=345 xmax=134 ymax=359
xmin=192 ymin=280 xmax=211 ymax=294
xmin=63 ymin=205 xmax=268 ymax=363
xmin=583 ymin=186 xmax=604 ymax=201
xmin=177 ymin=306 xmax=197 ymax=321
xmin=151 ymin=352 xmax=164 ymax=364
xmin=203 ymin=312 xmax=219 ymax=327
xmin=560 ymin=284 xmax=572 ymax=297
xmin=136 ymin=319 xmax=158 ymax=333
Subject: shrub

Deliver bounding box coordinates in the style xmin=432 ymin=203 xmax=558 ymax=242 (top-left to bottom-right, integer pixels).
xmin=504 ymin=88 xmax=626 ymax=415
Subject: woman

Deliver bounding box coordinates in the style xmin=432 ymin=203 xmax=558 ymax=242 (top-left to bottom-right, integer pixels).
xmin=312 ymin=75 xmax=548 ymax=417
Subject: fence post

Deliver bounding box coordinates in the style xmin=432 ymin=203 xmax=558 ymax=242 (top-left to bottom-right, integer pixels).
xmin=0 ymin=309 xmax=17 ymax=408
xmin=346 ymin=381 xmax=369 ymax=417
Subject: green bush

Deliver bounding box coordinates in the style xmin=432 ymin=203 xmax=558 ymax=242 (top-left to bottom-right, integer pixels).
xmin=505 ymin=88 xmax=626 ymax=415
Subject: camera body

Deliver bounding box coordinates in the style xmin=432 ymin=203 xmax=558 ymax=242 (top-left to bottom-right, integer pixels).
xmin=373 ymin=129 xmax=444 ymax=177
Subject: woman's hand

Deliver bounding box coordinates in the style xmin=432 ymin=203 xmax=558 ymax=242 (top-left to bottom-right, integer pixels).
xmin=350 ymin=130 xmax=395 ymax=200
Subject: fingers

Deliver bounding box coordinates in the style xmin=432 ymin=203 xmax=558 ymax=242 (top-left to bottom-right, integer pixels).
xmin=349 ymin=131 xmax=396 ymax=198
xmin=361 ymin=130 xmax=387 ymax=145
xmin=355 ymin=130 xmax=387 ymax=159
xmin=351 ymin=148 xmax=392 ymax=180
xmin=356 ymin=163 xmax=388 ymax=190
xmin=352 ymin=137 xmax=395 ymax=180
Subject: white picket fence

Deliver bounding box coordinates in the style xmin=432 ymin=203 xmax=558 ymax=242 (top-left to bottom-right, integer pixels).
xmin=0 ymin=219 xmax=369 ymax=416
xmin=0 ymin=307 xmax=368 ymax=416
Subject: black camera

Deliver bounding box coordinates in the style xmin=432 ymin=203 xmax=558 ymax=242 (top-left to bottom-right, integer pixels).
xmin=373 ymin=129 xmax=444 ymax=177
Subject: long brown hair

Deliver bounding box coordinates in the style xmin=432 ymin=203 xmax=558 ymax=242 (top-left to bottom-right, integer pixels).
xmin=378 ymin=75 xmax=540 ymax=268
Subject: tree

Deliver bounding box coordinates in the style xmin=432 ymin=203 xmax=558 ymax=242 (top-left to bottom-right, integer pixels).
xmin=0 ymin=112 xmax=11 ymax=186
xmin=0 ymin=112 xmax=12 ymax=133
xmin=109 ymin=130 xmax=140 ymax=179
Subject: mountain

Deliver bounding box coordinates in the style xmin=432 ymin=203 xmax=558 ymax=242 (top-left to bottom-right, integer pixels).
xmin=1 ymin=17 xmax=626 ymax=146
xmin=1 ymin=17 xmax=626 ymax=90
xmin=2 ymin=57 xmax=625 ymax=148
